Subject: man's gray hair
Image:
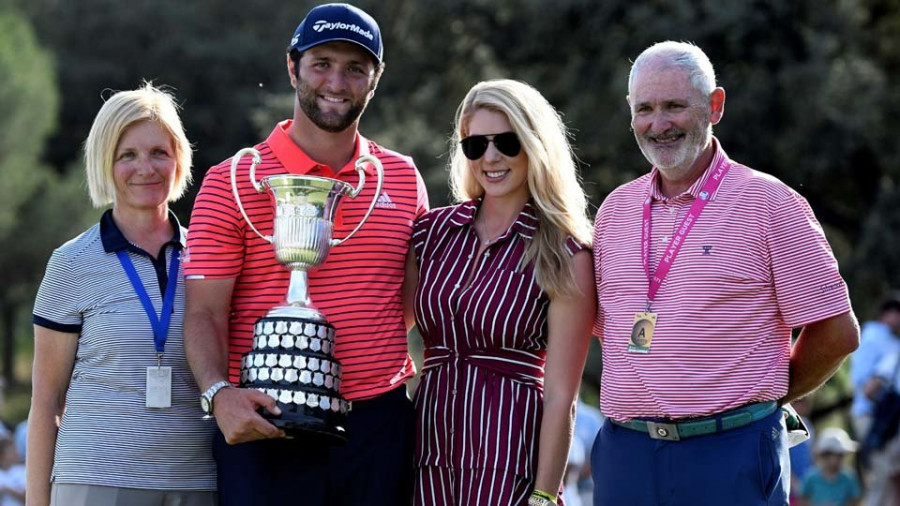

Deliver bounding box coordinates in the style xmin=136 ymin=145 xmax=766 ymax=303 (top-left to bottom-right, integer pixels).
xmin=629 ymin=41 xmax=717 ymax=96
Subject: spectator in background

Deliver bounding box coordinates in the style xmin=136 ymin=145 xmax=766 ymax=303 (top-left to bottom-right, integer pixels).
xmin=563 ymin=431 xmax=586 ymax=506
xmin=850 ymin=297 xmax=900 ymax=441
xmin=572 ymin=398 xmax=603 ymax=505
xmin=790 ymin=397 xmax=816 ymax=505
xmin=11 ymin=423 xmax=24 ymax=464
xmin=799 ymin=427 xmax=862 ymax=506
xmin=862 ymin=349 xmax=900 ymax=506
xmin=0 ymin=438 xmax=25 ymax=506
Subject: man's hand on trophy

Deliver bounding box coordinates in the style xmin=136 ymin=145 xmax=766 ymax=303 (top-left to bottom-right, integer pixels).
xmin=214 ymin=387 xmax=286 ymax=444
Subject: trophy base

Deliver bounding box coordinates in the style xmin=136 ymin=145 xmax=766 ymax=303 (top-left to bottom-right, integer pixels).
xmin=268 ymin=404 xmax=348 ymax=444
xmin=240 ymin=315 xmax=349 ymax=443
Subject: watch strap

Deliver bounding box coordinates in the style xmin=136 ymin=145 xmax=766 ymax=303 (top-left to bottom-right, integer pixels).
xmin=528 ymin=489 xmax=558 ymax=506
xmin=202 ymin=380 xmax=232 ymax=414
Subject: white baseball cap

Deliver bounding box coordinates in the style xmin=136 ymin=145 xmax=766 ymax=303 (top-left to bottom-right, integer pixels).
xmin=815 ymin=427 xmax=858 ymax=454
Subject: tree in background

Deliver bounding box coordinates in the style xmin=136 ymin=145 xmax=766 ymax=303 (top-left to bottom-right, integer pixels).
xmin=0 ymin=5 xmax=94 ymax=391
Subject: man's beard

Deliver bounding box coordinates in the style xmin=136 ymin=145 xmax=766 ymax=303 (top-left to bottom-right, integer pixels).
xmin=635 ymin=122 xmax=711 ymax=178
xmin=297 ymin=78 xmax=369 ymax=133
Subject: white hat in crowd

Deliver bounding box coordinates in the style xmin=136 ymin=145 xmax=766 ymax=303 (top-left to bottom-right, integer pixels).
xmin=815 ymin=427 xmax=859 ymax=454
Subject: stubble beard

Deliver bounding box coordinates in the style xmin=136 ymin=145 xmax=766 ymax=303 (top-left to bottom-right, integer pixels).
xmin=297 ymin=78 xmax=369 ymax=133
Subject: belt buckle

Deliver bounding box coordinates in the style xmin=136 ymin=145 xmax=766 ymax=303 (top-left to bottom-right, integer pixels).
xmin=647 ymin=421 xmax=681 ymax=441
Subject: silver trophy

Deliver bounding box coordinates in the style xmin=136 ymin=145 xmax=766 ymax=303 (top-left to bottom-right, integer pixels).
xmin=230 ymin=147 xmax=383 ymax=442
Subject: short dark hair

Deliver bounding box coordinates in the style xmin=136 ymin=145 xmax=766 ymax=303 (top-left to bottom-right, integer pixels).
xmin=881 ymin=297 xmax=900 ymax=314
xmin=0 ymin=438 xmax=13 ymax=455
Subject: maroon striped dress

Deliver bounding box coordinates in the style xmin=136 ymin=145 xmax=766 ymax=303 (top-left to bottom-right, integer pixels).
xmin=412 ymin=200 xmax=582 ymax=506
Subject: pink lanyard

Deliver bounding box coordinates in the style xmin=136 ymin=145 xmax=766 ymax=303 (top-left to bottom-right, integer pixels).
xmin=641 ymin=159 xmax=731 ymax=311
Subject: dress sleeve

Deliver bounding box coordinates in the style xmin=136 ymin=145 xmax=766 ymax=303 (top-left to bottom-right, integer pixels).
xmin=564 ymin=235 xmax=589 ymax=256
xmin=412 ymin=209 xmax=435 ymax=267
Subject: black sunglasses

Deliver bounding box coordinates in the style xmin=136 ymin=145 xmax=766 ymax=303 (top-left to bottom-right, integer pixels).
xmin=460 ymin=132 xmax=522 ymax=160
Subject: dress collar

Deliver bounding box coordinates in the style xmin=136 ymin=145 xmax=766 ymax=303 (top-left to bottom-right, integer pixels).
xmin=446 ymin=198 xmax=540 ymax=242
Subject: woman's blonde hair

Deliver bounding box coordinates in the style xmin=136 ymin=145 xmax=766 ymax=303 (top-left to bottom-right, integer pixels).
xmin=84 ymin=82 xmax=192 ymax=208
xmin=449 ymin=79 xmax=592 ymax=298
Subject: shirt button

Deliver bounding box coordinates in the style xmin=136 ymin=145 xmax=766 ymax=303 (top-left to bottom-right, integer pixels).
xmin=454 ymin=283 xmax=460 ymax=289
xmin=668 ymin=207 xmax=676 ymax=214
xmin=468 ymin=254 xmax=473 ymax=259
xmin=661 ymin=236 xmax=670 ymax=243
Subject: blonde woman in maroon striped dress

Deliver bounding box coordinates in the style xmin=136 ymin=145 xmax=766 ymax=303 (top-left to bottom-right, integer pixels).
xmin=410 ymin=79 xmax=596 ymax=506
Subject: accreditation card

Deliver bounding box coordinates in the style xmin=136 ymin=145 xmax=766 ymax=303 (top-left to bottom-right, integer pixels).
xmin=146 ymin=366 xmax=172 ymax=408
xmin=628 ymin=312 xmax=658 ymax=354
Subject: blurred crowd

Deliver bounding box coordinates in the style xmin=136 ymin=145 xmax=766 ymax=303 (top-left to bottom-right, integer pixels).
xmin=0 ymin=420 xmax=26 ymax=506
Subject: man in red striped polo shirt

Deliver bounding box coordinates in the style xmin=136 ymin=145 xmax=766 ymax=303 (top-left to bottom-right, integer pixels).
xmin=590 ymin=41 xmax=859 ymax=505
xmin=183 ymin=4 xmax=428 ymax=505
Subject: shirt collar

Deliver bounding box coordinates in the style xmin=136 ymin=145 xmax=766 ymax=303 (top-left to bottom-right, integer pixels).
xmin=648 ymin=136 xmax=730 ymax=202
xmin=446 ymin=198 xmax=540 ymax=241
xmin=100 ymin=209 xmax=185 ymax=253
xmin=265 ymin=119 xmax=375 ymax=176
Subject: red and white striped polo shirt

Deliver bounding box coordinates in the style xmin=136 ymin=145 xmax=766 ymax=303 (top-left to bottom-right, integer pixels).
xmin=593 ymin=138 xmax=851 ymax=420
xmin=185 ymin=120 xmax=429 ymax=401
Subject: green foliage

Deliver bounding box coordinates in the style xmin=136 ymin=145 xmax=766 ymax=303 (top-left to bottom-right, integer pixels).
xmin=0 ymin=6 xmax=95 ymax=389
xmin=1 ymin=383 xmax=32 ymax=425
xmin=0 ymin=6 xmax=57 ymax=237
xmin=850 ymin=182 xmax=900 ymax=318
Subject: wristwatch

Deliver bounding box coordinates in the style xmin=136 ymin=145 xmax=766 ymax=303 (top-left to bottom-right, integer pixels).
xmin=200 ymin=380 xmax=232 ymax=417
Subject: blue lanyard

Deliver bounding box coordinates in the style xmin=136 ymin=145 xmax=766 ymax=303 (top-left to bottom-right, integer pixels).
xmin=116 ymin=247 xmax=180 ymax=355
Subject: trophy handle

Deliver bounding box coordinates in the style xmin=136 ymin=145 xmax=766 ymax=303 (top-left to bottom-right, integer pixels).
xmin=330 ymin=154 xmax=384 ymax=247
xmin=230 ymin=147 xmax=273 ymax=243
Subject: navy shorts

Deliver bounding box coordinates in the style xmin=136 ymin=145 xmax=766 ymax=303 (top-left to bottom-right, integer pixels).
xmin=215 ymin=385 xmax=415 ymax=506
xmin=591 ymin=409 xmax=789 ymax=505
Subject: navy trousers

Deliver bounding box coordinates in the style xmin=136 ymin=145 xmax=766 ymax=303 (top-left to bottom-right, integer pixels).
xmin=215 ymin=385 xmax=415 ymax=506
xmin=591 ymin=410 xmax=790 ymax=506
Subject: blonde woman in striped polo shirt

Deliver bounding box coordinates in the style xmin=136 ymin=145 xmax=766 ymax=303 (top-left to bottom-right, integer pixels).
xmin=27 ymin=84 xmax=216 ymax=505
xmin=410 ymin=79 xmax=596 ymax=506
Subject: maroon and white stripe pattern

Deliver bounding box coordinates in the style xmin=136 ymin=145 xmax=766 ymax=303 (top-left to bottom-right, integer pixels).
xmin=593 ymin=140 xmax=852 ymax=421
xmin=416 ymin=465 xmax=532 ymax=505
xmin=412 ymin=200 xmax=581 ymax=505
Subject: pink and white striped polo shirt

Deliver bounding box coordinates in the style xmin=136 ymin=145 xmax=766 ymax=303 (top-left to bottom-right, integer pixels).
xmin=593 ymin=138 xmax=851 ymax=421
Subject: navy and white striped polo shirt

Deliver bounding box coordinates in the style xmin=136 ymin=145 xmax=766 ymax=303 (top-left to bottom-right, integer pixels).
xmin=33 ymin=210 xmax=216 ymax=490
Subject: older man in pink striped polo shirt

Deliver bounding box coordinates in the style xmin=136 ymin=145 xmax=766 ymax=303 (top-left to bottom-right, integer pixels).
xmin=590 ymin=41 xmax=859 ymax=505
